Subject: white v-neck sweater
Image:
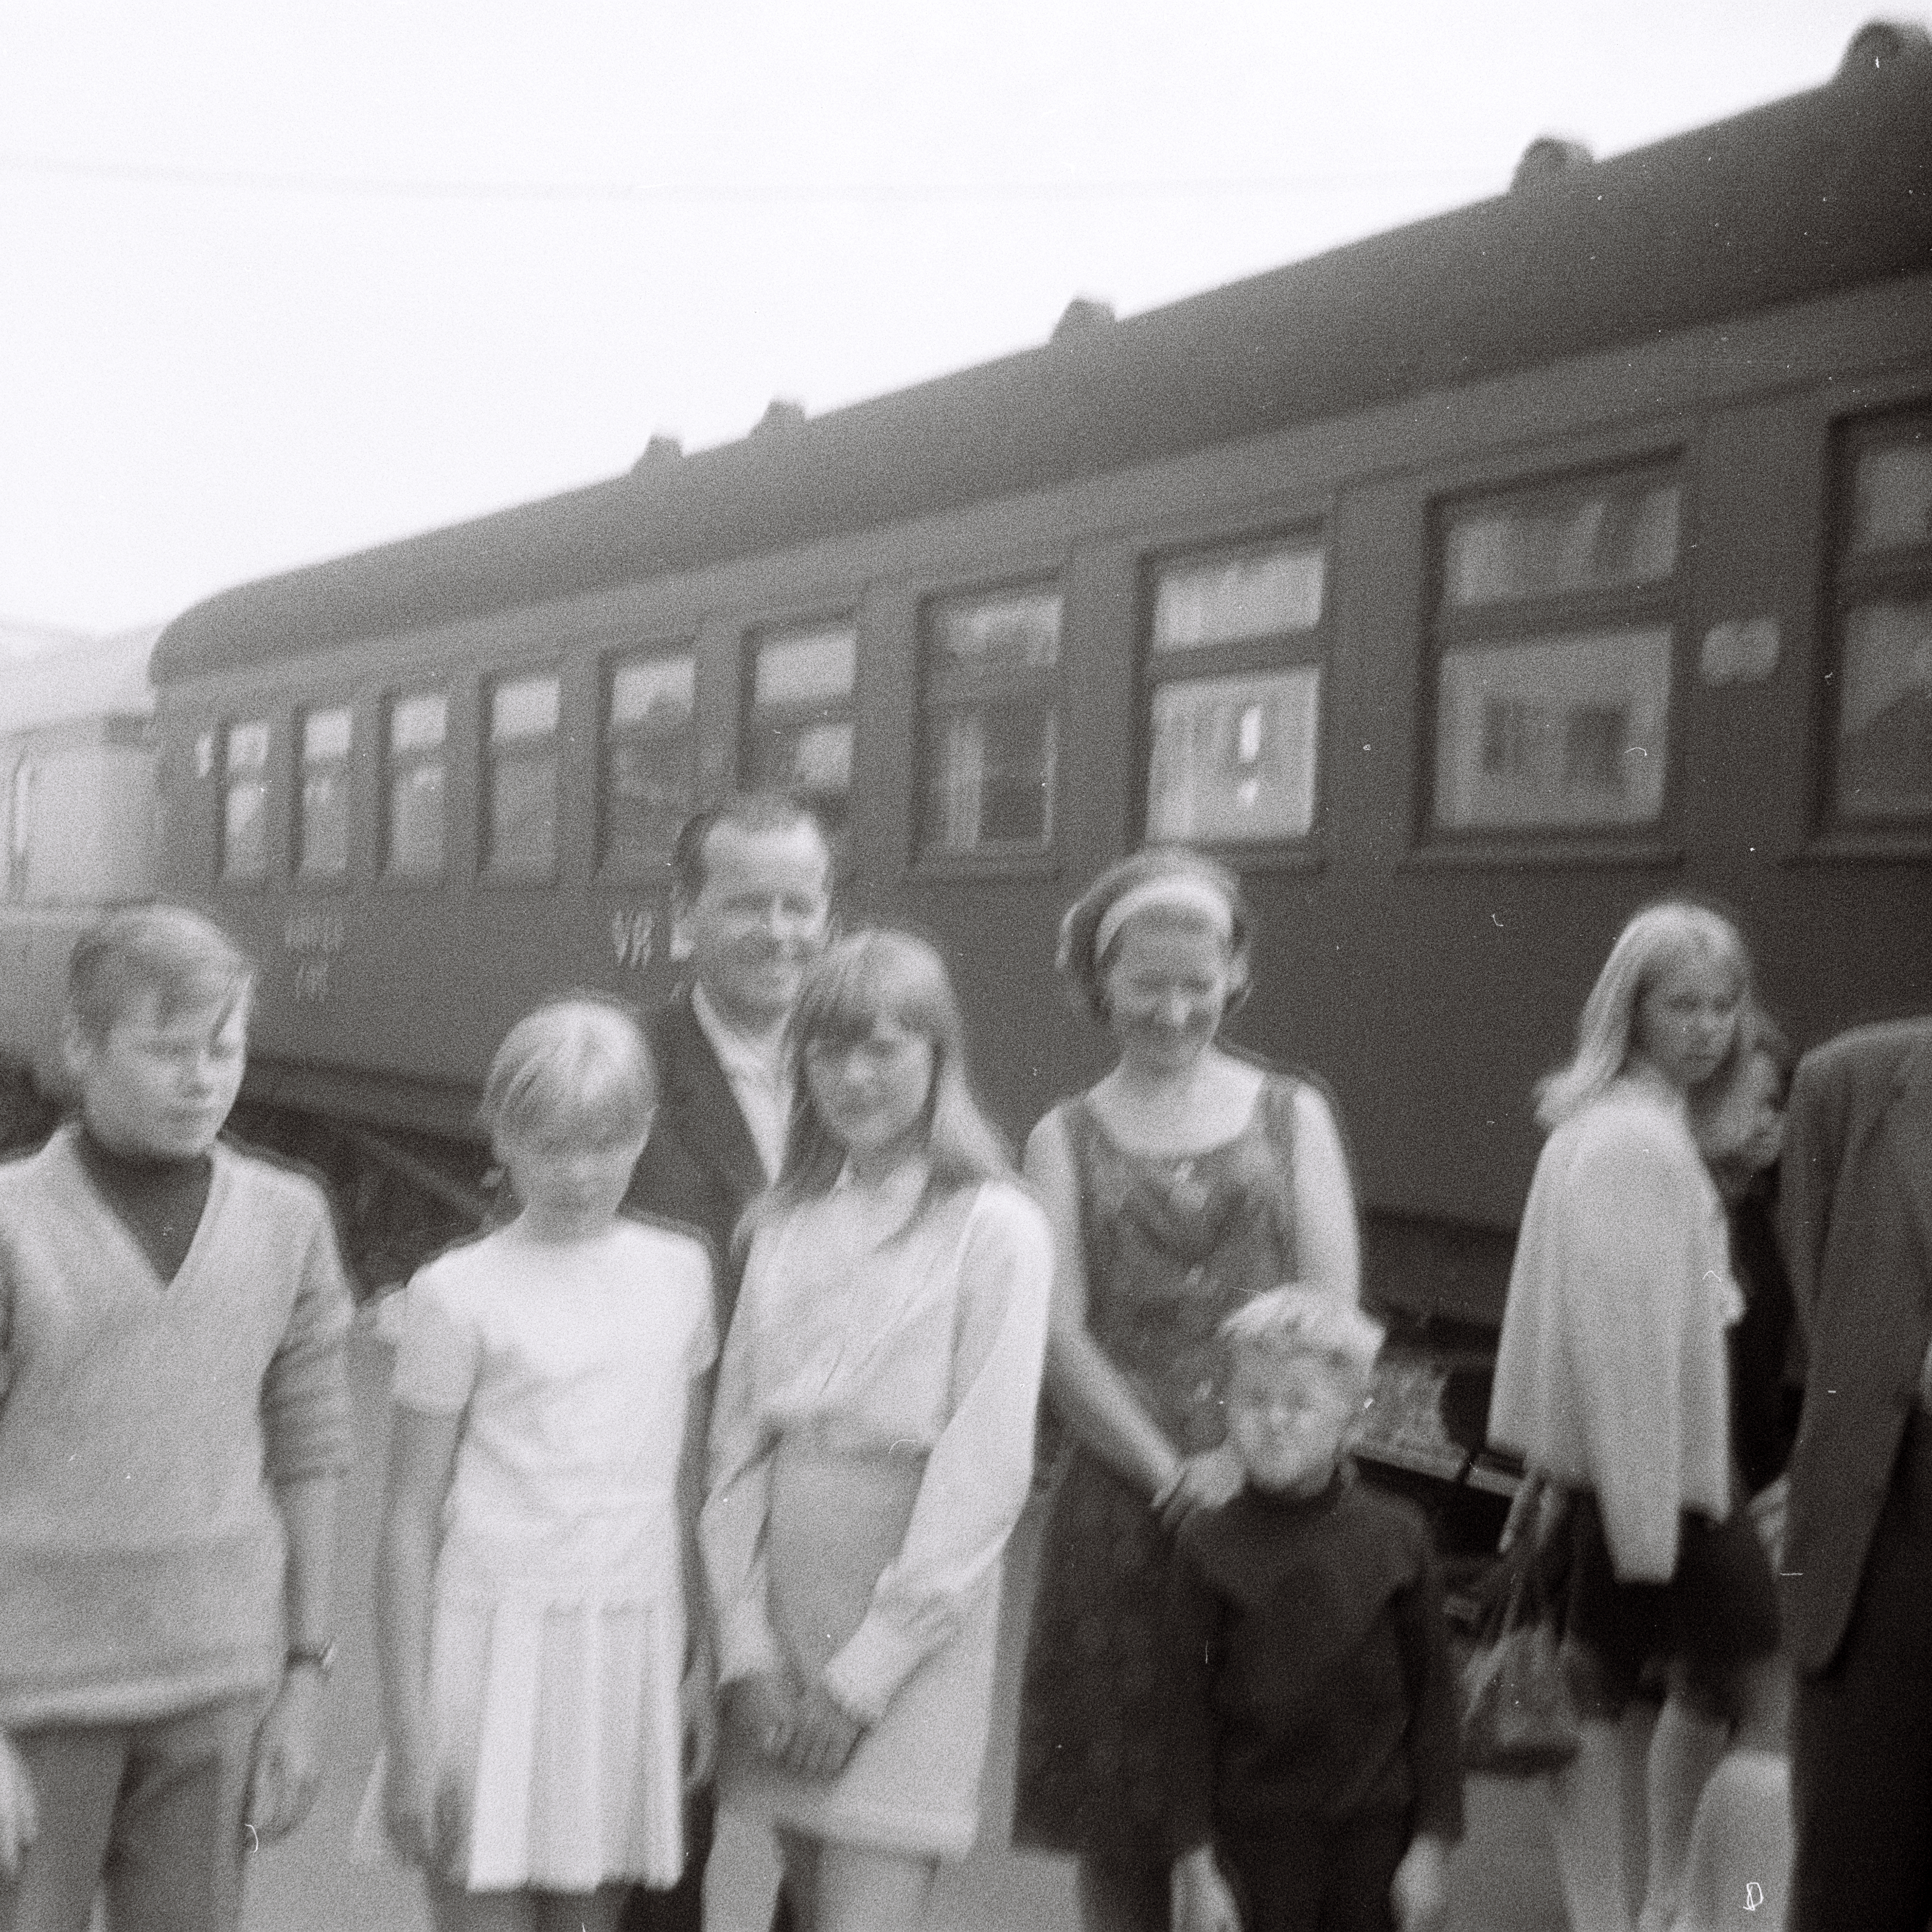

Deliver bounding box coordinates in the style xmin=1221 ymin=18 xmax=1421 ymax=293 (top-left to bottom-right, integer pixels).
xmin=0 ymin=1127 xmax=353 ymax=1727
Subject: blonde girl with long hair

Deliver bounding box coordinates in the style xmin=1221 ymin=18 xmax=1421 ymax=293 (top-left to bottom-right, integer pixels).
xmin=1488 ymin=902 xmax=1787 ymax=1932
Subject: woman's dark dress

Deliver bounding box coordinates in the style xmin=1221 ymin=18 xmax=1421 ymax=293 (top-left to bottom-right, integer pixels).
xmin=1011 ymin=1076 xmax=1305 ymax=1860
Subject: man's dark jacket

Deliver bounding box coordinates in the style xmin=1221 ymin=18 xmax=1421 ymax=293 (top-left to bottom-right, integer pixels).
xmin=625 ymin=983 xmax=771 ymax=1334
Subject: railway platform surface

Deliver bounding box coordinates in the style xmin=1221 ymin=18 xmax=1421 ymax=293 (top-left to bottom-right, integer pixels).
xmin=243 ymin=1315 xmax=1569 ymax=1931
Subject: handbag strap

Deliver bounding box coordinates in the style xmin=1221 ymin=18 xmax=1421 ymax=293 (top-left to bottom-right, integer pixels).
xmin=1499 ymin=1471 xmax=1547 ymax=1554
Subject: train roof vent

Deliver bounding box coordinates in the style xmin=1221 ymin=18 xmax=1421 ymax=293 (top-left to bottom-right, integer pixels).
xmin=1836 ymin=17 xmax=1932 ymax=78
xmin=632 ymin=432 xmax=683 ymax=472
xmin=1050 ymin=294 xmax=1115 ymax=343
xmin=751 ymin=397 xmax=807 ymax=436
xmin=1509 ymin=136 xmax=1594 ymax=192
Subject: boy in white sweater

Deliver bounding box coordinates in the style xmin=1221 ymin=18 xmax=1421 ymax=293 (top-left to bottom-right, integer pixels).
xmin=0 ymin=905 xmax=353 ymax=1931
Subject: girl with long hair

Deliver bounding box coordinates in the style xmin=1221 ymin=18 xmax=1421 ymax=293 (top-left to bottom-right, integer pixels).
xmin=702 ymin=929 xmax=1051 ymax=1932
xmin=1488 ymin=902 xmax=1787 ymax=1932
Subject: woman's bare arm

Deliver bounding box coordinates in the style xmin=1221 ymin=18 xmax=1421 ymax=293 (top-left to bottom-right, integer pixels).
xmin=1027 ymin=1111 xmax=1185 ymax=1500
xmin=1292 ymin=1084 xmax=1362 ymax=1304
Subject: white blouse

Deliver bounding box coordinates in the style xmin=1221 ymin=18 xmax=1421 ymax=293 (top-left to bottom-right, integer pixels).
xmin=702 ymin=1166 xmax=1052 ymax=1722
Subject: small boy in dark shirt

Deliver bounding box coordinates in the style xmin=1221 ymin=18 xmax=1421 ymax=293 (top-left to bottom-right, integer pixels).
xmin=1165 ymin=1288 xmax=1463 ymax=1932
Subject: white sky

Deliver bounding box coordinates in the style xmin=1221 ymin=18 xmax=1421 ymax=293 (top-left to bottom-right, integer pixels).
xmin=0 ymin=0 xmax=1908 ymax=634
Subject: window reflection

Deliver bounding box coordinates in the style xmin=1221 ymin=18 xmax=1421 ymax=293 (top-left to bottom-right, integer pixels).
xmin=487 ymin=675 xmax=559 ymax=875
xmin=221 ymin=719 xmax=271 ymax=881
xmin=1144 ymin=538 xmax=1325 ymax=847
xmin=1148 ymin=669 xmax=1320 ymax=843
xmin=1152 ymin=544 xmax=1324 ymax=652
xmin=1434 ymin=630 xmax=1669 ymax=830
xmin=605 ymin=654 xmax=696 ymax=868
xmin=384 ymin=693 xmax=447 ymax=878
xmin=1838 ymin=598 xmax=1932 ymax=819
xmin=298 ymin=706 xmax=352 ymax=878
xmin=1443 ymin=480 xmax=1679 ymax=609
xmin=921 ymin=588 xmax=1061 ymax=856
xmin=746 ymin=624 xmax=857 ymax=836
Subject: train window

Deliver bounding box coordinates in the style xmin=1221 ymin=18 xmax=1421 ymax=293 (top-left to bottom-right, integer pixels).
xmin=296 ymin=705 xmax=352 ymax=878
xmin=603 ymin=652 xmax=696 ymax=869
xmin=920 ymin=585 xmax=1062 ymax=855
xmin=1430 ymin=467 xmax=1680 ymax=834
xmin=484 ymin=673 xmax=560 ymax=877
xmin=220 ymin=719 xmax=271 ymax=882
xmin=743 ymin=623 xmax=855 ymax=835
xmin=1831 ymin=414 xmax=1932 ymax=824
xmin=382 ymin=692 xmax=448 ymax=878
xmin=1144 ymin=538 xmax=1326 ymax=844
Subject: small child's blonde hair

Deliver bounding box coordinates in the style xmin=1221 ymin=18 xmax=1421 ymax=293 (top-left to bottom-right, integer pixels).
xmin=1220 ymin=1286 xmax=1385 ymax=1392
xmin=480 ymin=997 xmax=657 ymax=1148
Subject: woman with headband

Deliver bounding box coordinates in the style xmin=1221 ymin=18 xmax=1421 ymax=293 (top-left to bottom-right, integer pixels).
xmin=1010 ymin=848 xmax=1361 ymax=1931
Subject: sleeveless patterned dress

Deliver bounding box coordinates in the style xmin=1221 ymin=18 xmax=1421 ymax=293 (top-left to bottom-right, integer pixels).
xmin=1011 ymin=1074 xmax=1306 ymax=1859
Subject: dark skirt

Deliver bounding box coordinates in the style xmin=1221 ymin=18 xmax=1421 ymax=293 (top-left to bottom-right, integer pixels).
xmin=1565 ymin=1491 xmax=1781 ymax=1714
xmin=1010 ymin=1446 xmax=1181 ymax=1861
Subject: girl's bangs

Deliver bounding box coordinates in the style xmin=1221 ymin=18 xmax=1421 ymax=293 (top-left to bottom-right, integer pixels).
xmin=796 ymin=939 xmax=949 ymax=1049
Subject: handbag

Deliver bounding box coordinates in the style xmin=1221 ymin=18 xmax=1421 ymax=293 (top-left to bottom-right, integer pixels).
xmin=1459 ymin=1473 xmax=1582 ymax=1776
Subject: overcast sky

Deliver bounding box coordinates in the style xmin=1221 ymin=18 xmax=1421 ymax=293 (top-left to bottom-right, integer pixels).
xmin=0 ymin=0 xmax=1907 ymax=635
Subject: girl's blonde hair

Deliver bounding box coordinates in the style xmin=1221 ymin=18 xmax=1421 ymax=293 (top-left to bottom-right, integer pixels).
xmin=751 ymin=929 xmax=1010 ymax=1229
xmin=1535 ymin=900 xmax=1756 ymax=1130
xmin=480 ymin=996 xmax=657 ymax=1148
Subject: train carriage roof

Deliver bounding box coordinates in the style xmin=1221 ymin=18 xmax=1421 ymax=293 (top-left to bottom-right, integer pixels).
xmin=154 ymin=33 xmax=1932 ymax=685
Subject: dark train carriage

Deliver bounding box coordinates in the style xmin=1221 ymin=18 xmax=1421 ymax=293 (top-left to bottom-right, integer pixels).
xmin=149 ymin=28 xmax=1932 ymax=1484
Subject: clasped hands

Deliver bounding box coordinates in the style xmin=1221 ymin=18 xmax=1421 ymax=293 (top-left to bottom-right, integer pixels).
xmin=729 ymin=1667 xmax=866 ymax=1780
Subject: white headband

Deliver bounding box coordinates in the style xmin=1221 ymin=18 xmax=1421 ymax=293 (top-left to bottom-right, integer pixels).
xmin=1093 ymin=875 xmax=1236 ymax=961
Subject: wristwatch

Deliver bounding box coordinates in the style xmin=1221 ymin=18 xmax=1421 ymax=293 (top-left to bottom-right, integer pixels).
xmin=286 ymin=1641 xmax=337 ymax=1679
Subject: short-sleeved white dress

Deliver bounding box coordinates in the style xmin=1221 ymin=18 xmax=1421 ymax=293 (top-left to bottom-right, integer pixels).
xmin=702 ymin=1163 xmax=1052 ymax=1861
xmin=356 ymin=1216 xmax=714 ymax=1893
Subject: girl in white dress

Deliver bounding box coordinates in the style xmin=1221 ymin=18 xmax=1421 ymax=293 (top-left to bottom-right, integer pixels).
xmin=703 ymin=930 xmax=1052 ymax=1932
xmin=368 ymin=999 xmax=716 ymax=1932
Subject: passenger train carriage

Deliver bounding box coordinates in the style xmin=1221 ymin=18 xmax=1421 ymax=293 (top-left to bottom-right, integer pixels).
xmin=139 ymin=24 xmax=1932 ymax=1500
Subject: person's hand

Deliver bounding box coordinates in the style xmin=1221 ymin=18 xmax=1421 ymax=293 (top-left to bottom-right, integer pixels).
xmin=1390 ymin=1834 xmax=1450 ymax=1932
xmin=1170 ymin=1844 xmax=1243 ymax=1932
xmin=244 ymin=1673 xmax=323 ymax=1844
xmin=727 ymin=1669 xmax=802 ymax=1763
xmin=0 ymin=1731 xmax=38 ymax=1880
xmin=1747 ymin=1476 xmax=1788 ymax=1571
xmin=1158 ymin=1444 xmax=1245 ymax=1531
xmin=681 ymin=1650 xmax=718 ymax=1792
xmin=780 ymin=1681 xmax=865 ymax=1780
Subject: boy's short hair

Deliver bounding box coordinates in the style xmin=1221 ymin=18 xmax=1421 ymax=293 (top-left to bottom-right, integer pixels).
xmin=670 ymin=792 xmax=832 ymax=903
xmin=480 ymin=996 xmax=657 ymax=1147
xmin=1220 ymin=1286 xmax=1385 ymax=1389
xmin=67 ymin=904 xmax=255 ymax=1044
